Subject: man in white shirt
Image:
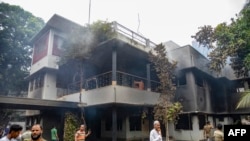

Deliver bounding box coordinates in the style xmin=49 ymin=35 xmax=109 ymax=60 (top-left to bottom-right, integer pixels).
xmin=0 ymin=124 xmax=23 ymax=141
xmin=149 ymin=120 xmax=162 ymax=141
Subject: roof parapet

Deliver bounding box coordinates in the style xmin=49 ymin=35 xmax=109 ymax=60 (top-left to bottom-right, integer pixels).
xmin=111 ymin=21 xmax=157 ymax=49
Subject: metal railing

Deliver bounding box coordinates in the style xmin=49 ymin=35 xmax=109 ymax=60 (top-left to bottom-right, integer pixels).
xmin=66 ymin=71 xmax=160 ymax=96
xmin=112 ymin=21 xmax=157 ymax=49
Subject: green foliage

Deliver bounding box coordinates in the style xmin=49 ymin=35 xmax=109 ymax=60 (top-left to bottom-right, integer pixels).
xmin=64 ymin=112 xmax=80 ymax=141
xmin=149 ymin=43 xmax=182 ymax=141
xmin=148 ymin=43 xmax=177 ymax=96
xmin=148 ymin=43 xmax=182 ymax=123
xmin=236 ymin=90 xmax=250 ymax=109
xmin=59 ymin=21 xmax=115 ymax=135
xmin=88 ymin=20 xmax=116 ymax=43
xmin=0 ymin=2 xmax=44 ymax=95
xmin=166 ymin=102 xmax=183 ymax=123
xmin=192 ymin=1 xmax=250 ymax=109
xmin=191 ymin=1 xmax=250 ymax=78
xmin=59 ymin=20 xmax=115 ymax=65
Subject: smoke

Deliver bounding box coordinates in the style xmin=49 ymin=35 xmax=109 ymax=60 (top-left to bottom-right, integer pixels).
xmin=64 ymin=25 xmax=95 ymax=61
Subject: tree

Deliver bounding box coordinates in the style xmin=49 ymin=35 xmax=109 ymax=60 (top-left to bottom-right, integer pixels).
xmin=64 ymin=112 xmax=81 ymax=141
xmin=59 ymin=20 xmax=115 ymax=130
xmin=148 ymin=43 xmax=182 ymax=141
xmin=191 ymin=1 xmax=250 ymax=109
xmin=0 ymin=2 xmax=44 ymax=126
xmin=0 ymin=2 xmax=44 ymax=96
xmin=236 ymin=90 xmax=250 ymax=109
xmin=191 ymin=1 xmax=250 ymax=78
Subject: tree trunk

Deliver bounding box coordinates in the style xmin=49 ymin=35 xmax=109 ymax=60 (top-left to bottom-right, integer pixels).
xmin=165 ymin=120 xmax=169 ymax=141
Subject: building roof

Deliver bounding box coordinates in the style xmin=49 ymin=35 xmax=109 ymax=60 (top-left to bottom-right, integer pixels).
xmin=30 ymin=14 xmax=84 ymax=44
xmin=0 ymin=96 xmax=80 ymax=110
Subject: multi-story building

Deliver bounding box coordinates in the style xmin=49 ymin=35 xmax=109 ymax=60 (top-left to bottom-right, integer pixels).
xmin=26 ymin=14 xmax=250 ymax=141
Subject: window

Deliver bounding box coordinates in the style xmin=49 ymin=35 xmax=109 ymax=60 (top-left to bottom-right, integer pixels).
xmin=218 ymin=116 xmax=224 ymax=122
xmin=117 ymin=117 xmax=123 ymax=131
xmin=198 ymin=115 xmax=206 ymax=130
xmin=175 ymin=114 xmax=192 ymax=130
xmin=129 ymin=115 xmax=141 ymax=131
xmin=52 ymin=35 xmax=64 ymax=56
xmin=178 ymin=72 xmax=186 ymax=86
xmin=30 ymin=79 xmax=34 ymax=91
xmin=35 ymin=78 xmax=39 ymax=89
xmin=32 ymin=32 xmax=49 ymax=64
xmin=32 ymin=73 xmax=45 ymax=90
xmin=105 ymin=114 xmax=123 ymax=131
xmin=195 ymin=75 xmax=203 ymax=87
xmin=105 ymin=115 xmax=112 ymax=131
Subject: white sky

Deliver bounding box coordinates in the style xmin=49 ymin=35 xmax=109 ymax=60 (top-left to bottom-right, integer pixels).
xmin=0 ymin=0 xmax=247 ymax=46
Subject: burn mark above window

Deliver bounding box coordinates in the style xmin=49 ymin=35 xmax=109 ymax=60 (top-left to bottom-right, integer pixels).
xmin=195 ymin=75 xmax=203 ymax=87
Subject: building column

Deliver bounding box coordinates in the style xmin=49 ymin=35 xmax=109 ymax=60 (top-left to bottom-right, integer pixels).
xmin=204 ymin=80 xmax=211 ymax=112
xmin=146 ymin=64 xmax=151 ymax=91
xmin=186 ymin=71 xmax=197 ymax=111
xmin=112 ymin=106 xmax=117 ymax=141
xmin=112 ymin=47 xmax=117 ymax=86
xmin=223 ymin=84 xmax=229 ymax=112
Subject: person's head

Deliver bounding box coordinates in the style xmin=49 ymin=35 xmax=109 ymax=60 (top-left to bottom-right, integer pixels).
xmin=8 ymin=124 xmax=23 ymax=139
xmin=216 ymin=123 xmax=223 ymax=130
xmin=153 ymin=120 xmax=161 ymax=131
xmin=80 ymin=124 xmax=85 ymax=131
xmin=206 ymin=121 xmax=210 ymax=124
xmin=31 ymin=124 xmax=43 ymax=141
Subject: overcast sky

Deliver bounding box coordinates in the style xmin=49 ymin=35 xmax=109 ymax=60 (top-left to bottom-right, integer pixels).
xmin=0 ymin=0 xmax=247 ymax=46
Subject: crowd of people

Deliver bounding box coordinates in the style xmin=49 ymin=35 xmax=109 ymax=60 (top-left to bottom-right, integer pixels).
xmin=0 ymin=124 xmax=46 ymax=141
xmin=203 ymin=121 xmax=224 ymax=141
xmin=148 ymin=119 xmax=225 ymax=141
xmin=0 ymin=123 xmax=92 ymax=141
xmin=2 ymin=116 xmax=249 ymax=141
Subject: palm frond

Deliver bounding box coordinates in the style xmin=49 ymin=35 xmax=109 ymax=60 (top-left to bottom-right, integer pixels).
xmin=236 ymin=90 xmax=250 ymax=109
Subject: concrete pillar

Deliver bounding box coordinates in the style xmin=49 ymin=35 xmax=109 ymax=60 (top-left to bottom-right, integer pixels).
xmin=112 ymin=106 xmax=117 ymax=141
xmin=204 ymin=80 xmax=212 ymax=112
xmin=112 ymin=47 xmax=117 ymax=86
xmin=186 ymin=71 xmax=197 ymax=111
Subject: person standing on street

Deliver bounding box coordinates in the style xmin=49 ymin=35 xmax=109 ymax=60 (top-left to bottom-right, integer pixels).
xmin=0 ymin=124 xmax=23 ymax=141
xmin=213 ymin=123 xmax=224 ymax=141
xmin=74 ymin=124 xmax=91 ymax=141
xmin=50 ymin=125 xmax=58 ymax=141
xmin=149 ymin=120 xmax=162 ymax=141
xmin=31 ymin=124 xmax=46 ymax=141
xmin=203 ymin=121 xmax=214 ymax=141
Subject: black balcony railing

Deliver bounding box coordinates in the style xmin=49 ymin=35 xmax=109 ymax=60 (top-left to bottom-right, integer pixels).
xmin=66 ymin=71 xmax=160 ymax=96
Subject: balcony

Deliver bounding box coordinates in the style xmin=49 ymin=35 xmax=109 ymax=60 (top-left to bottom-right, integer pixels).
xmin=64 ymin=71 xmax=160 ymax=95
xmin=57 ymin=71 xmax=161 ymax=106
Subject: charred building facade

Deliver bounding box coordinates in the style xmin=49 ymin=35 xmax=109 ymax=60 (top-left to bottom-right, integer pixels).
xmin=26 ymin=14 xmax=250 ymax=141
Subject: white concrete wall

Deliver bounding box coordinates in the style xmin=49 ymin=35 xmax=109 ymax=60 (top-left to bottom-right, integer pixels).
xmin=58 ymin=85 xmax=160 ymax=106
xmin=30 ymin=30 xmax=60 ymax=75
xmin=43 ymin=71 xmax=57 ymax=99
xmin=171 ymin=116 xmax=203 ymax=141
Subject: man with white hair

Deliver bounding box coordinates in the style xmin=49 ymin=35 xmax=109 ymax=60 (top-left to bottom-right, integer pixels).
xmin=149 ymin=120 xmax=162 ymax=141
